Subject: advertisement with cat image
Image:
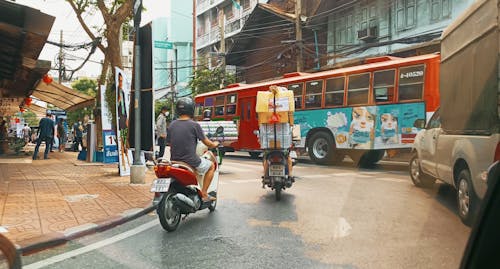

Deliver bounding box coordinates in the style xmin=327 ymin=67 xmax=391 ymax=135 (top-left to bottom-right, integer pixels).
xmin=294 ymin=102 xmax=425 ymax=150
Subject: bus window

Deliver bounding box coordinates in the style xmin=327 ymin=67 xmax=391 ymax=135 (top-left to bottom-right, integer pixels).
xmin=195 ymin=103 xmax=203 ymax=117
xmin=398 ymin=65 xmax=425 ymax=101
xmin=215 ymin=96 xmax=225 ymax=116
xmin=325 ymin=77 xmax=345 ymax=106
xmin=347 ymin=73 xmax=370 ymax=105
xmin=287 ymin=83 xmax=304 ymax=109
xmin=373 ymin=70 xmax=395 ymax=103
xmin=226 ymin=94 xmax=237 ymax=115
xmin=305 ymin=80 xmax=323 ymax=108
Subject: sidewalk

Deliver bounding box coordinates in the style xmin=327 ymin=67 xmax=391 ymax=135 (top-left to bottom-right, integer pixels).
xmin=0 ymin=148 xmax=155 ymax=251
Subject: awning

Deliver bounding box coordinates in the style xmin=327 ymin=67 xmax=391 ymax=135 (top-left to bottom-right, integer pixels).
xmin=27 ymin=103 xmax=47 ymax=118
xmin=31 ymin=81 xmax=95 ymax=111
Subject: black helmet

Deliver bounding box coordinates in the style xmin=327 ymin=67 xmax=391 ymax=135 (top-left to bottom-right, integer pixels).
xmin=175 ymin=97 xmax=195 ymax=117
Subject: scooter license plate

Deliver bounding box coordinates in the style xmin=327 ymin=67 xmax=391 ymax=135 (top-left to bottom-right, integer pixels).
xmin=269 ymin=165 xmax=285 ymax=176
xmin=150 ymin=178 xmax=171 ymax=193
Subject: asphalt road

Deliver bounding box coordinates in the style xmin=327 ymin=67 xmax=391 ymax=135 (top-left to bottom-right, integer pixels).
xmin=22 ymin=156 xmax=471 ymax=269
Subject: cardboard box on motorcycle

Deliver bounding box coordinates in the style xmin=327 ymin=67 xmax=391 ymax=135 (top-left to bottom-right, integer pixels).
xmin=256 ymin=86 xmax=295 ymax=149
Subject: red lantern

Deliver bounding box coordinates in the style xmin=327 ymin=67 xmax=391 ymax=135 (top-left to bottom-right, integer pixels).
xmin=19 ymin=107 xmax=25 ymax=113
xmin=42 ymin=74 xmax=53 ymax=84
xmin=15 ymin=118 xmax=20 ymax=123
xmin=25 ymin=97 xmax=32 ymax=106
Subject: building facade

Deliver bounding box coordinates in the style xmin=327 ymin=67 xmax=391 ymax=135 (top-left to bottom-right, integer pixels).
xmin=195 ymin=0 xmax=268 ymax=68
xmin=150 ymin=1 xmax=193 ymax=99
xmin=220 ymin=0 xmax=475 ymax=84
xmin=318 ymin=0 xmax=474 ymax=67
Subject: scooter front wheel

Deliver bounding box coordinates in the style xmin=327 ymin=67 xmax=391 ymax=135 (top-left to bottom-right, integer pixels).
xmin=157 ymin=192 xmax=181 ymax=232
xmin=208 ymin=200 xmax=217 ymax=212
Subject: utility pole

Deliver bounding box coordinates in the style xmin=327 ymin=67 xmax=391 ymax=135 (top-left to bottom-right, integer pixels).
xmin=58 ymin=30 xmax=63 ymax=83
xmin=219 ymin=8 xmax=225 ymax=87
xmin=170 ymin=57 xmax=175 ymax=116
xmin=130 ymin=0 xmax=144 ymax=184
xmin=295 ymin=0 xmax=303 ymax=72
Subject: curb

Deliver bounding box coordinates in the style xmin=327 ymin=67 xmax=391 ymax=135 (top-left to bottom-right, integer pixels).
xmin=17 ymin=204 xmax=156 ymax=255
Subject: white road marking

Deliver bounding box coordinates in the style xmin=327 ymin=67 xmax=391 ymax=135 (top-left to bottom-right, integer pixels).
xmin=23 ymin=220 xmax=158 ymax=269
xmin=333 ymin=217 xmax=352 ymax=238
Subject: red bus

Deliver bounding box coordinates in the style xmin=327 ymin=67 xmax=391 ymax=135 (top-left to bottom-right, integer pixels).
xmin=194 ymin=54 xmax=440 ymax=166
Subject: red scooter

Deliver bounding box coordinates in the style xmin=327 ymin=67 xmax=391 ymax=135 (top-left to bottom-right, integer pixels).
xmin=150 ymin=127 xmax=223 ymax=232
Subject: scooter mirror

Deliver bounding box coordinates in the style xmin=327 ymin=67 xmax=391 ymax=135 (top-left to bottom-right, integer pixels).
xmin=216 ymin=126 xmax=224 ymax=134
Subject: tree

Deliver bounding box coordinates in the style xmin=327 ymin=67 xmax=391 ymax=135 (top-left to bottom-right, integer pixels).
xmin=66 ymin=0 xmax=135 ymax=147
xmin=66 ymin=0 xmax=134 ymax=86
xmin=67 ymin=78 xmax=98 ymax=126
xmin=22 ymin=111 xmax=38 ymax=127
xmin=188 ymin=68 xmax=236 ymax=96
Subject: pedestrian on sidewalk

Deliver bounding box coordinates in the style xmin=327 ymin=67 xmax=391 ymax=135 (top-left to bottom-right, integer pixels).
xmin=57 ymin=119 xmax=66 ymax=152
xmin=73 ymin=119 xmax=84 ymax=152
xmin=22 ymin=124 xmax=31 ymax=143
xmin=156 ymin=106 xmax=169 ymax=159
xmin=33 ymin=112 xmax=54 ymax=160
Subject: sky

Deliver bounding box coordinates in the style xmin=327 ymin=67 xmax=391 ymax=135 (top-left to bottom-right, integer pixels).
xmin=14 ymin=0 xmax=169 ymax=78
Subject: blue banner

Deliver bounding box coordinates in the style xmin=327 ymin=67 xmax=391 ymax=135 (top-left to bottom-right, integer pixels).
xmin=103 ymin=129 xmax=119 ymax=163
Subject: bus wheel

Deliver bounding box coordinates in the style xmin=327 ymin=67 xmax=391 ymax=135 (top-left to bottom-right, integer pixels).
xmin=358 ymin=150 xmax=384 ymax=168
xmin=308 ymin=132 xmax=335 ymax=165
xmin=249 ymin=152 xmax=261 ymax=159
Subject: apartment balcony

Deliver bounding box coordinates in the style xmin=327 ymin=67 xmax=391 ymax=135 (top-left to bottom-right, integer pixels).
xmin=196 ymin=0 xmax=226 ymax=16
xmin=196 ymin=8 xmax=254 ymax=50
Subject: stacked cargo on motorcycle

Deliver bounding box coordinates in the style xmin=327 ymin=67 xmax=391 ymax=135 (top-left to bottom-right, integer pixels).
xmin=259 ymin=123 xmax=292 ymax=149
xmin=256 ymin=86 xmax=295 ymax=149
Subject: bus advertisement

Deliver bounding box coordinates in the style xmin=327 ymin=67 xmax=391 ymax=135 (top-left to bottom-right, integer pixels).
xmin=194 ymin=54 xmax=440 ymax=166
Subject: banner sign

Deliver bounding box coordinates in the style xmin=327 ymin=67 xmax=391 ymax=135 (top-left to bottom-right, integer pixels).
xmin=100 ymin=85 xmax=118 ymax=163
xmin=115 ymin=67 xmax=132 ymax=176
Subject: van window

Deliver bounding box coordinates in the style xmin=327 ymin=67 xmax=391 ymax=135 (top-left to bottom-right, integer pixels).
xmin=374 ymin=70 xmax=395 ymax=103
xmin=399 ymin=65 xmax=425 ymax=101
xmin=288 ymin=83 xmax=304 ymax=109
xmin=325 ymin=77 xmax=345 ymax=106
xmin=305 ymin=80 xmax=323 ymax=108
xmin=348 ymin=73 xmax=370 ymax=105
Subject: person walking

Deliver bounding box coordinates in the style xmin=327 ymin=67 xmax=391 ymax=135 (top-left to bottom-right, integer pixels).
xmin=33 ymin=112 xmax=54 ymax=160
xmin=22 ymin=124 xmax=31 ymax=143
xmin=156 ymin=106 xmax=169 ymax=159
xmin=73 ymin=119 xmax=84 ymax=152
xmin=57 ymin=119 xmax=66 ymax=152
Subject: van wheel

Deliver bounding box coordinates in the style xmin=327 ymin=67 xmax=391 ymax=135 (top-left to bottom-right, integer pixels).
xmin=308 ymin=132 xmax=335 ymax=165
xmin=457 ymin=169 xmax=479 ymax=227
xmin=409 ymin=153 xmax=435 ymax=188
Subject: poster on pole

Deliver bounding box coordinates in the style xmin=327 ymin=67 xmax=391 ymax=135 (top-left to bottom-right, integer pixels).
xmin=115 ymin=67 xmax=132 ymax=176
xmin=100 ymin=85 xmax=118 ymax=163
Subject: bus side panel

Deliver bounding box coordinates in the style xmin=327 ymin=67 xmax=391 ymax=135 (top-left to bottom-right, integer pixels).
xmin=294 ymin=102 xmax=426 ymax=150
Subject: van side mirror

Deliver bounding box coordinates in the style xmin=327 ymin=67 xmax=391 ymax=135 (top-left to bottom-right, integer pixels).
xmin=413 ymin=119 xmax=426 ymax=129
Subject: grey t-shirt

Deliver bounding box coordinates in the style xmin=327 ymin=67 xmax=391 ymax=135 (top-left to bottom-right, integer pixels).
xmin=167 ymin=119 xmax=206 ymax=167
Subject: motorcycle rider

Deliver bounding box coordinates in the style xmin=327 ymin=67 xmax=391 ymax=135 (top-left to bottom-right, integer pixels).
xmin=167 ymin=97 xmax=219 ymax=202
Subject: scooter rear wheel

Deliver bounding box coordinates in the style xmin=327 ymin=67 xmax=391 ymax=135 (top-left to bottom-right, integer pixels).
xmin=275 ymin=184 xmax=282 ymax=201
xmin=157 ymin=192 xmax=181 ymax=232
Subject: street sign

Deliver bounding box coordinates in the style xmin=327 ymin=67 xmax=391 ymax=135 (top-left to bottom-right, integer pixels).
xmin=154 ymin=41 xmax=173 ymax=49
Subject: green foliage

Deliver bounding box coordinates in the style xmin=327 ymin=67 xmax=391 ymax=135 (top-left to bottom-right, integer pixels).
xmin=188 ymin=68 xmax=236 ymax=96
xmin=22 ymin=111 xmax=38 ymax=127
xmin=67 ymin=78 xmax=98 ymax=126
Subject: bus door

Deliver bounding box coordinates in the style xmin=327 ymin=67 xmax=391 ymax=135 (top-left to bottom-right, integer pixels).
xmin=238 ymin=97 xmax=259 ymax=149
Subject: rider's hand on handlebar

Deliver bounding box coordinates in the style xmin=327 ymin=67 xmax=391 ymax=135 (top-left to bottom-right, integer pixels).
xmin=212 ymin=141 xmax=220 ymax=148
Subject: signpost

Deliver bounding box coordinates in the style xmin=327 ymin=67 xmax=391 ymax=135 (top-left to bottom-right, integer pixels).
xmin=154 ymin=40 xmax=173 ymax=49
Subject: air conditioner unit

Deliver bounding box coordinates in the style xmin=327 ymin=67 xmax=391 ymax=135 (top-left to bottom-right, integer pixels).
xmin=357 ymin=26 xmax=377 ymax=41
